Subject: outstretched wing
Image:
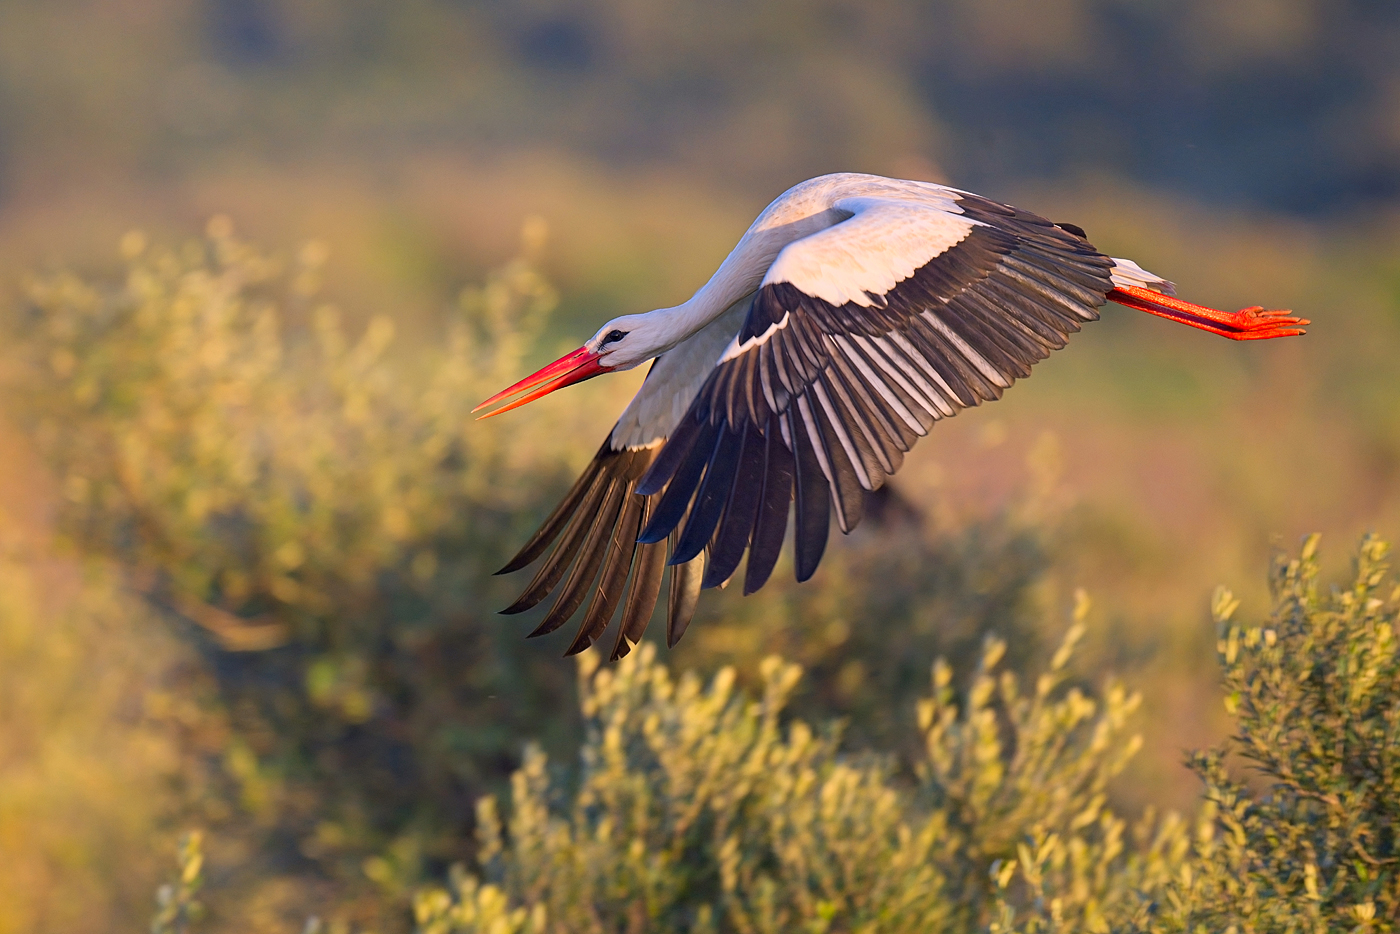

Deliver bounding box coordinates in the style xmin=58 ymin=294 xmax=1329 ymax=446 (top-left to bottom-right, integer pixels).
xmin=495 ymin=299 xmax=748 ymax=659
xmin=635 ymin=191 xmax=1113 ymax=594
xmin=495 ymin=441 xmax=686 ymax=659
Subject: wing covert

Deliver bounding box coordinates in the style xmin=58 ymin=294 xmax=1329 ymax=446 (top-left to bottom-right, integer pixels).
xmin=636 ymin=191 xmax=1113 ymax=594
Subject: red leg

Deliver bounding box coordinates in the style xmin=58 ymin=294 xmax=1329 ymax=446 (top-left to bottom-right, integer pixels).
xmin=1109 ymin=285 xmax=1309 ymax=341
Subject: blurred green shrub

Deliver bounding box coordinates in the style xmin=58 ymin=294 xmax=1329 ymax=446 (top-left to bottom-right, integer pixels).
xmin=1148 ymin=533 xmax=1400 ymax=932
xmin=152 ymin=832 xmax=206 ymax=934
xmin=9 ymin=217 xmax=588 ymax=923
xmin=17 ymin=217 xmax=557 ymax=648
xmin=0 ymin=551 xmax=200 ymax=934
xmin=675 ymin=492 xmax=1057 ymax=761
xmin=413 ymin=535 xmax=1400 ymax=933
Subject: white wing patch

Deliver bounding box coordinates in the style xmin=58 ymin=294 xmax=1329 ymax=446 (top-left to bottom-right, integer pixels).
xmin=719 ymin=311 xmax=790 ymax=363
xmin=763 ymin=195 xmax=980 ymax=307
xmin=1109 ymin=257 xmax=1176 ymax=295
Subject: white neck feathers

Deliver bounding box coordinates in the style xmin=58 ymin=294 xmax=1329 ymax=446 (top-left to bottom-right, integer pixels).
xmin=648 ymin=205 xmax=847 ymax=351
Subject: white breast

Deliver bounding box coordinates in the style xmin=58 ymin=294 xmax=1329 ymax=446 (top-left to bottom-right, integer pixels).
xmin=610 ymin=298 xmax=750 ymax=450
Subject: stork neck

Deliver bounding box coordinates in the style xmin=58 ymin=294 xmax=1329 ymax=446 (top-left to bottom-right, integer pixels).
xmin=660 ymin=271 xmax=759 ymax=344
xmin=652 ymin=218 xmax=824 ymax=352
xmin=630 ymin=204 xmax=848 ymax=361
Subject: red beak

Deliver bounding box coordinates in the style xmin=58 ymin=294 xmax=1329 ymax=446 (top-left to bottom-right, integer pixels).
xmin=473 ymin=346 xmax=609 ymax=419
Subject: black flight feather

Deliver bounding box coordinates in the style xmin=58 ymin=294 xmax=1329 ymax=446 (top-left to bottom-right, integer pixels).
xmin=702 ymin=421 xmax=766 ymax=588
xmin=500 ymin=471 xmax=612 ymax=615
xmin=495 ymin=455 xmax=604 ymax=575
xmin=637 ymin=418 xmax=717 ymax=543
xmin=528 ymin=477 xmax=626 ymax=637
xmin=825 ymin=358 xmax=904 ymax=476
xmin=802 ymin=390 xmax=864 ymax=534
xmin=613 ymin=499 xmax=666 ymax=660
xmin=817 ymin=376 xmax=886 ymax=488
xmin=790 ymin=411 xmax=830 ymax=582
xmin=637 ymin=411 xmax=705 ymax=497
xmin=672 ymin=424 xmax=743 ymax=565
xmin=744 ymin=415 xmax=794 ymax=595
xmin=826 ymin=349 xmax=919 ymax=454
xmin=666 ymin=528 xmax=703 ymax=647
xmin=565 ymin=488 xmax=643 ymax=656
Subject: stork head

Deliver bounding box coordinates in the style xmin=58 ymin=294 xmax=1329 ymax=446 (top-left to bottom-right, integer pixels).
xmin=587 ymin=312 xmax=685 ymax=370
xmin=472 ymin=312 xmax=672 ymax=419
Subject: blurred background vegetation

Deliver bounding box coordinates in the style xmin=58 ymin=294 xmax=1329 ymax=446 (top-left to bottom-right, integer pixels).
xmin=0 ymin=0 xmax=1398 ymax=931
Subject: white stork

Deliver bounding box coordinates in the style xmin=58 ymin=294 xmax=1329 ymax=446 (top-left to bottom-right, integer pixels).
xmin=473 ymin=173 xmax=1308 ymax=658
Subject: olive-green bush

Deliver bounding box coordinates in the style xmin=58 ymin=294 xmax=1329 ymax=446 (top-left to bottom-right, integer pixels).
xmin=413 ymin=603 xmax=1164 ymax=934
xmin=1154 ymin=534 xmax=1400 ymax=933
xmin=413 ymin=536 xmax=1400 ymax=934
xmin=11 ymin=220 xmax=587 ymax=924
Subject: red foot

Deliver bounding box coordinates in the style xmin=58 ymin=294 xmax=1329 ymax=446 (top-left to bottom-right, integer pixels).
xmin=1109 ymin=286 xmax=1309 ymax=341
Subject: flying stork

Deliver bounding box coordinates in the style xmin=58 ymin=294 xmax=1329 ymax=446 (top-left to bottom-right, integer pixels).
xmin=473 ymin=173 xmax=1308 ymax=659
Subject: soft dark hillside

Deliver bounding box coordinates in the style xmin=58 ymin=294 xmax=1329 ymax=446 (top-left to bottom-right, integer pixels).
xmin=2 ymin=2 xmax=1398 ymax=215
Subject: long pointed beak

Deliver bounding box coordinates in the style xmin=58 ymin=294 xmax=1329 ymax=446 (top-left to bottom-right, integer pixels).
xmin=473 ymin=346 xmax=609 ymax=419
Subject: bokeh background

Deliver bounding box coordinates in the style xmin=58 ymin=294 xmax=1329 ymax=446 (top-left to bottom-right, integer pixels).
xmin=1 ymin=1 xmax=1398 ymax=931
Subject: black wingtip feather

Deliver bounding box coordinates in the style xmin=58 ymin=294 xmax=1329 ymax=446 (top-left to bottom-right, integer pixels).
xmin=790 ymin=412 xmax=830 ymax=583
xmin=743 ymin=416 xmax=794 ymax=595
xmin=804 ymin=389 xmax=864 ymax=535
xmin=638 ymin=419 xmax=718 ymax=544
xmin=672 ymin=424 xmax=743 ymax=565
xmin=527 ymin=479 xmax=627 ymax=638
xmin=564 ymin=490 xmax=643 ymax=656
xmin=666 ymin=529 xmax=703 ymax=647
xmin=612 ymin=515 xmax=666 ymax=659
xmin=496 ymin=456 xmax=604 ymax=575
xmin=499 ymin=471 xmax=612 ymax=615
xmin=637 ymin=412 xmax=703 ymax=497
xmin=702 ymin=421 xmax=766 ymax=589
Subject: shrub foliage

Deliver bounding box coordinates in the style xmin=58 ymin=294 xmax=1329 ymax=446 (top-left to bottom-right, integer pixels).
xmin=415 ymin=607 xmax=1155 ymax=933
xmin=11 ymin=220 xmax=584 ymax=922
xmin=1166 ymin=534 xmax=1400 ymax=932
xmin=414 ymin=536 xmax=1400 ymax=933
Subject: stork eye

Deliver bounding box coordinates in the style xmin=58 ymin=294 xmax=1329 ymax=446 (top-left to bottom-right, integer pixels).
xmin=602 ymin=329 xmax=628 ymax=345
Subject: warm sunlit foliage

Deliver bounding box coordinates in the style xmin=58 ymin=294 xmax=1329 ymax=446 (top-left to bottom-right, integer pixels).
xmin=0 ymin=559 xmax=189 ymax=932
xmin=8 ymin=222 xmax=593 ymax=929
xmin=418 ymin=615 xmax=1154 ymax=933
xmin=412 ymin=536 xmax=1400 ymax=932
